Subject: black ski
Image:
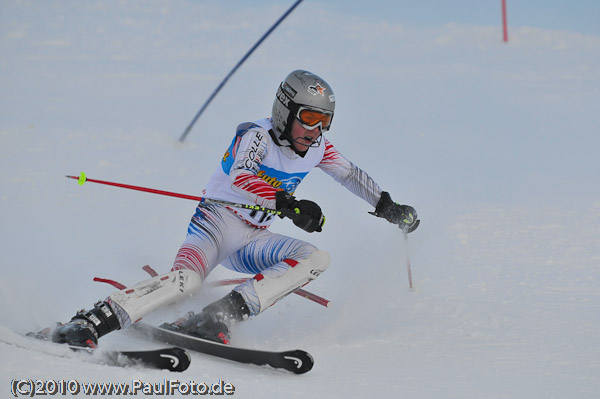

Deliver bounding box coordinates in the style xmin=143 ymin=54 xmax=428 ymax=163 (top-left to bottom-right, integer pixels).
xmin=101 ymin=347 xmax=191 ymax=372
xmin=133 ymin=323 xmax=313 ymax=374
xmin=22 ymin=329 xmax=190 ymax=372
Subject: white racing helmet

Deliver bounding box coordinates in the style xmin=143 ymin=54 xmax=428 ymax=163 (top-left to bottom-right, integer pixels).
xmin=272 ymin=70 xmax=335 ymax=143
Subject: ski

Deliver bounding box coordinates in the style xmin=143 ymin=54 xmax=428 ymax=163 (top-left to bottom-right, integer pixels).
xmin=99 ymin=347 xmax=191 ymax=372
xmin=133 ymin=322 xmax=314 ymax=374
xmin=14 ymin=328 xmax=191 ymax=372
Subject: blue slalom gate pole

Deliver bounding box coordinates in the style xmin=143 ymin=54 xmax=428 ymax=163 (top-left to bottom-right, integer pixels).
xmin=178 ymin=0 xmax=305 ymax=142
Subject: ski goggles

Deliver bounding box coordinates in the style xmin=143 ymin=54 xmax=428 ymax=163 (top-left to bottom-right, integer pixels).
xmin=295 ymin=106 xmax=333 ymax=131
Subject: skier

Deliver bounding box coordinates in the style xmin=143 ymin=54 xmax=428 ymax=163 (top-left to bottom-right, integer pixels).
xmin=51 ymin=70 xmax=420 ymax=348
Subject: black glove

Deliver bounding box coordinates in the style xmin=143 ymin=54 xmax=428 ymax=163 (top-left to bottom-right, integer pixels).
xmin=275 ymin=191 xmax=325 ymax=233
xmin=371 ymin=191 xmax=420 ymax=233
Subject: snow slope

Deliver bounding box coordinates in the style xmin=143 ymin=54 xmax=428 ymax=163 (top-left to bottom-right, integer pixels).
xmin=1 ymin=1 xmax=599 ymax=397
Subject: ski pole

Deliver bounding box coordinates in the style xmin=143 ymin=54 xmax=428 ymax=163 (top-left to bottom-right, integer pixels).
xmin=66 ymin=172 xmax=281 ymax=215
xmin=404 ymin=233 xmax=414 ymax=291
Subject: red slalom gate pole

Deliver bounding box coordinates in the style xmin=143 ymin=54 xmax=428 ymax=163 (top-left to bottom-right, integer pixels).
xmin=207 ymin=278 xmax=332 ymax=308
xmin=502 ymin=0 xmax=509 ymax=42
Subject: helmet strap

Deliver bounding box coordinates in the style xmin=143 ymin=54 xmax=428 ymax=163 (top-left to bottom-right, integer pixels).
xmin=268 ymin=128 xmax=290 ymax=147
xmin=267 ymin=128 xmax=315 ymax=158
xmin=283 ymin=99 xmax=300 ymax=142
xmin=272 ymin=95 xmax=321 ymax=158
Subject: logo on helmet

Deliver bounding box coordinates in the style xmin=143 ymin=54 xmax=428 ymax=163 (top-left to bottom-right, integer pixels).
xmin=307 ymin=83 xmax=326 ymax=96
xmin=282 ymin=82 xmax=297 ymax=98
xmin=276 ymin=86 xmax=290 ymax=107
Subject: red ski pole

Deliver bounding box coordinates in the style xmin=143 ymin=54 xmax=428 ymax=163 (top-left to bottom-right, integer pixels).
xmin=66 ymin=172 xmax=205 ymax=201
xmin=66 ymin=173 xmax=281 ymax=215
